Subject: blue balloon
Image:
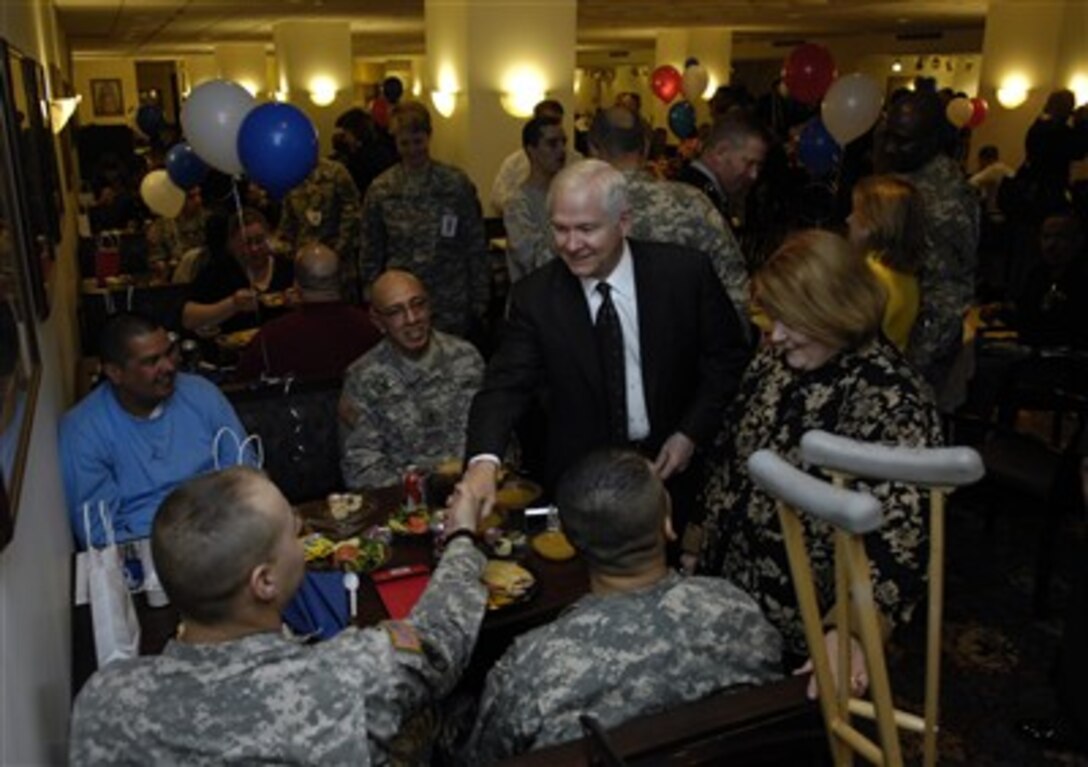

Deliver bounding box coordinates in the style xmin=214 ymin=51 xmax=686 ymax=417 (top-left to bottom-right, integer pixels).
xmin=668 ymin=100 xmax=697 ymax=139
xmin=237 ymin=103 xmax=318 ymax=200
xmin=797 ymin=118 xmax=841 ymax=177
xmin=165 ymin=142 xmax=208 ymax=190
xmin=136 ymin=104 xmax=165 ymax=138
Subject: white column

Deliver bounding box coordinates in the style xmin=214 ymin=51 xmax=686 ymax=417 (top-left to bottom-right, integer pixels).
xmin=273 ymin=20 xmax=353 ymax=156
xmin=424 ymin=0 xmax=576 ymax=204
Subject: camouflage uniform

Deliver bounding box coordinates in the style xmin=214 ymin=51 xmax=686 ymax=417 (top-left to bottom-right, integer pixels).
xmin=69 ymin=537 xmax=488 ymax=765
xmin=340 ymin=331 xmax=484 ymax=488
xmin=623 ymin=169 xmax=750 ymax=330
xmin=361 ymin=162 xmax=489 ymax=337
xmin=279 ymin=158 xmax=363 ymax=299
xmin=460 ymin=572 xmax=782 ymax=763
xmin=146 ymin=208 xmax=208 ymax=265
xmin=901 ymin=154 xmax=980 ymax=393
xmin=503 ymin=182 xmax=553 ymax=283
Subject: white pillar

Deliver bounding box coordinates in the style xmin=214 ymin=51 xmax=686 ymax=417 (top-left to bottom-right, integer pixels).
xmin=273 ymin=20 xmax=353 ymax=156
xmin=424 ymin=0 xmax=576 ymax=204
xmin=974 ymin=0 xmax=1083 ymax=168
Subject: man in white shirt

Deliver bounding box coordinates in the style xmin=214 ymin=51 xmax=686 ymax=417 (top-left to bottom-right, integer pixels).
xmin=489 ymin=99 xmax=582 ymax=216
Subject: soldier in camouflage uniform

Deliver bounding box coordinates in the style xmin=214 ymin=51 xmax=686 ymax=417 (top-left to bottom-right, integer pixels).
xmin=459 ymin=449 xmax=781 ymax=763
xmin=69 ymin=466 xmax=488 ymax=765
xmin=278 ymin=157 xmax=363 ymax=301
xmin=504 ymin=115 xmax=567 ymax=283
xmin=879 ymin=91 xmax=980 ymax=401
xmin=361 ymin=102 xmax=489 ymax=338
xmin=340 ymin=269 xmax=483 ymax=488
xmin=588 ymin=107 xmax=751 ymax=331
xmin=146 ymin=186 xmax=208 ymax=279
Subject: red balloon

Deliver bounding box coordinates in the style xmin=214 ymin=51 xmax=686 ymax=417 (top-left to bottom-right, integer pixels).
xmin=966 ymin=96 xmax=988 ymax=129
xmin=651 ymin=65 xmax=683 ymax=104
xmin=371 ymin=97 xmax=390 ymax=129
xmin=782 ymin=44 xmax=836 ymax=106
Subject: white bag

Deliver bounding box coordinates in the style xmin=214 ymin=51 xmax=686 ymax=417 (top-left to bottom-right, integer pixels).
xmin=81 ymin=502 xmax=141 ymax=667
xmin=212 ymin=426 xmax=264 ymax=470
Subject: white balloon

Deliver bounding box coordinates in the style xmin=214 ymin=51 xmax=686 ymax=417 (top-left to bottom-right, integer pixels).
xmin=945 ymin=97 xmax=973 ymax=129
xmin=682 ymin=64 xmax=710 ymax=102
xmin=140 ymin=170 xmax=185 ymax=219
xmin=821 ymin=73 xmax=884 ymax=146
xmin=180 ymin=79 xmax=255 ymax=176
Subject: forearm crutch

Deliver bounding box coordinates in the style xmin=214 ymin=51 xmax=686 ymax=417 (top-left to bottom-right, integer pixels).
xmin=798 ymin=431 xmax=983 ymax=767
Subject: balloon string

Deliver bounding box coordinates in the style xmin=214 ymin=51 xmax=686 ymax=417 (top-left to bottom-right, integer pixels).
xmin=230 ymin=178 xmax=272 ymax=378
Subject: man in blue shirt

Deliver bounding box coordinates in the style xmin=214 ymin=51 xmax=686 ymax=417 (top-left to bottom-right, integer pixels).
xmin=61 ymin=313 xmax=249 ymax=548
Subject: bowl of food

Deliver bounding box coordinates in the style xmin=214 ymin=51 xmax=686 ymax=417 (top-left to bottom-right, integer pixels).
xmin=305 ymin=493 xmax=375 ymax=540
xmin=494 ymin=478 xmax=543 ymax=512
xmin=482 ymin=559 xmax=537 ymax=610
xmin=301 ymin=533 xmax=390 ymax=573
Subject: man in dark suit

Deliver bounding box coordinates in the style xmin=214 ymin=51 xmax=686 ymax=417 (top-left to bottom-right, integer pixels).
xmin=462 ymin=160 xmax=750 ymax=537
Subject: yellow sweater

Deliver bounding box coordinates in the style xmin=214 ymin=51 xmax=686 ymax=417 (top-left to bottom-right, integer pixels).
xmin=867 ymin=254 xmax=919 ymax=351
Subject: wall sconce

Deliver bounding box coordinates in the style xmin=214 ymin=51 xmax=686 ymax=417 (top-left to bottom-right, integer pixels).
xmin=1069 ymin=74 xmax=1088 ymax=107
xmin=501 ymin=66 xmax=545 ymax=118
xmin=431 ymin=89 xmax=457 ymax=118
xmin=996 ymin=74 xmax=1030 ymax=109
xmin=48 ymin=95 xmax=81 ymax=133
xmin=308 ymin=76 xmax=339 ymax=107
xmin=891 ymin=59 xmax=903 ymax=73
xmin=500 ymin=89 xmax=543 ymax=118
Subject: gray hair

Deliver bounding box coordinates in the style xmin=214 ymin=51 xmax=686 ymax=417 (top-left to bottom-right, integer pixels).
xmin=294 ymin=242 xmax=341 ymax=296
xmin=547 ymin=159 xmax=629 ymax=222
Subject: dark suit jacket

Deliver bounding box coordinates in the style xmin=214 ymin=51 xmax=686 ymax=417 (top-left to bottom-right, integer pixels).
xmin=676 ymin=162 xmax=729 ymax=222
xmin=466 ymin=239 xmax=750 ymax=489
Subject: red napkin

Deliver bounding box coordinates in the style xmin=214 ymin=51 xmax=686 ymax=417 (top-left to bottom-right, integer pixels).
xmin=372 ymin=564 xmax=431 ymax=620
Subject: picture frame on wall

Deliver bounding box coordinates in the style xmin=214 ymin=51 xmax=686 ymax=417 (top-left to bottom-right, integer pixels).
xmin=0 ymin=37 xmax=43 ymax=550
xmin=90 ymin=77 xmax=123 ymax=117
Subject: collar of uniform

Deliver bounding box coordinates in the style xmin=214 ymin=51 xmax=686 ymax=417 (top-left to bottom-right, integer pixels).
xmin=690 ymin=159 xmax=724 ymax=199
xmin=580 ymin=240 xmax=635 ymax=304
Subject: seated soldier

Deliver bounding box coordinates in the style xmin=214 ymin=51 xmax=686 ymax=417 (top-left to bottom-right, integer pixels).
xmin=339 ymin=269 xmax=483 ymax=488
xmin=69 ymin=467 xmax=488 ymax=763
xmin=60 ymin=313 xmax=251 ymax=548
xmin=460 ymin=449 xmax=782 ymax=763
xmin=236 ymin=243 xmax=381 ymax=381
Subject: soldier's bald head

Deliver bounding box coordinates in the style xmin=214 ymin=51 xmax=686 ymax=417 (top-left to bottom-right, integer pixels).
xmin=371 ymin=269 xmax=428 ymax=310
xmin=556 ymin=449 xmax=670 ymax=575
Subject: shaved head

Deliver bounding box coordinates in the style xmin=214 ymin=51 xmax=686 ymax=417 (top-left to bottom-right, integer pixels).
xmin=295 ymin=242 xmax=341 ymax=298
xmin=371 ymin=269 xmax=427 ymax=309
xmin=369 ymin=270 xmax=432 ymax=356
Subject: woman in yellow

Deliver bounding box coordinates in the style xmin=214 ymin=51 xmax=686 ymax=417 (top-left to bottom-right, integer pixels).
xmin=847 ymin=176 xmax=924 ymax=351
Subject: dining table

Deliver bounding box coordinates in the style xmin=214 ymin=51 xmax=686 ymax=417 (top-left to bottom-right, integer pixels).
xmin=99 ymin=482 xmax=589 ymax=691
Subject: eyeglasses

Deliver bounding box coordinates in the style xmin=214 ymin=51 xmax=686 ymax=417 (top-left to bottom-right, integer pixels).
xmin=377 ymin=295 xmax=429 ymax=322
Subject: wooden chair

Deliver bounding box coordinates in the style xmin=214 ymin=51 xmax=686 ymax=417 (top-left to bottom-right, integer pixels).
xmin=748 ymin=431 xmax=984 ymax=767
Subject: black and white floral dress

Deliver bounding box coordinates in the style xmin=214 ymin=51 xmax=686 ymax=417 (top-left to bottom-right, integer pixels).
xmin=699 ymin=338 xmax=943 ymax=656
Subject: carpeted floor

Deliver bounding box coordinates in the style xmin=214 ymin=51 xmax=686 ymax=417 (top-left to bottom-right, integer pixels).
xmin=884 ymin=485 xmax=1087 ymax=766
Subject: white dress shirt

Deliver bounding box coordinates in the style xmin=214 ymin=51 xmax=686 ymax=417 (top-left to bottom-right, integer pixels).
xmin=580 ymin=242 xmax=651 ymax=442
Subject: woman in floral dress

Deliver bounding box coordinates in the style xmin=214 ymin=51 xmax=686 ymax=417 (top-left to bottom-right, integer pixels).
xmin=686 ymin=229 xmax=943 ymax=672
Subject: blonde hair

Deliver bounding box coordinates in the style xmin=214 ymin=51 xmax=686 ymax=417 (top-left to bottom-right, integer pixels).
xmin=755 ymin=229 xmax=886 ymax=350
xmin=851 ymin=175 xmax=924 ymax=274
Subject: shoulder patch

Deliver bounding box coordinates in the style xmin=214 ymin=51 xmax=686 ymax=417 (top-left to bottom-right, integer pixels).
xmin=381 ymin=620 xmax=424 ymax=654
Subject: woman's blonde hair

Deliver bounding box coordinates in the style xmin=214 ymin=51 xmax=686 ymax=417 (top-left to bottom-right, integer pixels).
xmin=754 ymin=229 xmax=886 ymax=350
xmin=851 ymin=175 xmax=924 ymax=273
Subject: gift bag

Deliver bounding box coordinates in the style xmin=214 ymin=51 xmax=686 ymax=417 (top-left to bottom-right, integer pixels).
xmin=94 ymin=231 xmax=122 ymax=286
xmin=212 ymin=426 xmax=264 ymax=470
xmin=81 ymin=502 xmax=141 ymax=667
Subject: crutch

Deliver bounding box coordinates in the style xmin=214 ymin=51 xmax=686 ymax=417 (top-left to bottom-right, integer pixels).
xmin=799 ymin=431 xmax=984 ymax=767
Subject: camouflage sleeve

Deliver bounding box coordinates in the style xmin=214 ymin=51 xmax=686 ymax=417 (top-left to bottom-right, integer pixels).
xmin=360 ymin=185 xmax=389 ymax=287
xmin=459 ymin=647 xmax=536 ymax=764
xmin=334 ymin=163 xmax=363 ymax=259
xmin=339 ymin=374 xmax=400 ymax=489
xmin=278 ymin=191 xmax=301 ymax=249
xmin=346 ymin=538 xmax=487 ymax=761
xmin=697 ymin=199 xmax=751 ymax=333
xmin=503 ymin=192 xmax=548 ymax=284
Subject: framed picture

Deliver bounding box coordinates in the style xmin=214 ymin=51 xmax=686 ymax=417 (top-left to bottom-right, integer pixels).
xmin=90 ymin=77 xmax=123 ymax=117
xmin=0 ymin=38 xmax=43 ymax=550
xmin=4 ymin=43 xmax=53 ymax=319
